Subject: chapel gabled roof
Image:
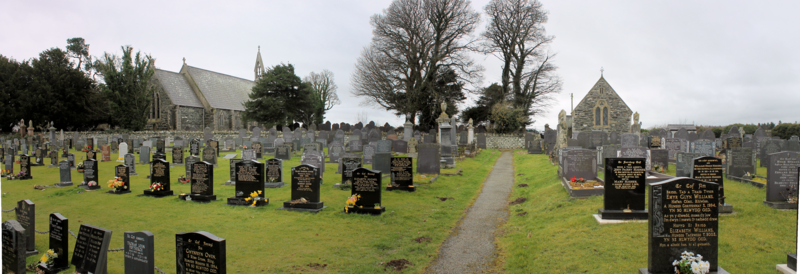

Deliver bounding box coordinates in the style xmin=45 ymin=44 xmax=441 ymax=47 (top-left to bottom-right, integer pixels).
xmin=576 ymin=76 xmax=632 ymax=112
xmin=153 ymin=69 xmax=204 ymax=108
xmin=184 ymin=66 xmax=255 ymax=111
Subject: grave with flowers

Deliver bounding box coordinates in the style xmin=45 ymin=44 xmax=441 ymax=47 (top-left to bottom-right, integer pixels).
xmin=227 ymin=160 xmax=269 ymax=206
xmin=559 ymin=149 xmax=603 ymax=197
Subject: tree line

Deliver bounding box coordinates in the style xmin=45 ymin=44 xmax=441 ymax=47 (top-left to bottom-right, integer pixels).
xmin=350 ymin=0 xmax=560 ymax=133
xmin=0 ymin=38 xmax=155 ymax=132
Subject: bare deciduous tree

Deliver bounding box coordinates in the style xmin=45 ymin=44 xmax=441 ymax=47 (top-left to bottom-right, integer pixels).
xmin=304 ymin=69 xmax=340 ymax=124
xmin=481 ymin=0 xmax=561 ymax=124
xmin=351 ymin=0 xmax=482 ymax=124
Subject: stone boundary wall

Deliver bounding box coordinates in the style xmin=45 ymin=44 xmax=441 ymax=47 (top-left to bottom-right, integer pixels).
xmin=485 ymin=134 xmax=527 ymax=149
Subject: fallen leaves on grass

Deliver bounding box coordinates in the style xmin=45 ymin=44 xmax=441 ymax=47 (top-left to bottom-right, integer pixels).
xmin=517 ymin=173 xmax=525 ymax=176
xmin=413 ymin=237 xmax=431 ymax=243
xmin=517 ymin=184 xmax=528 ymax=187
xmin=435 ymin=197 xmax=453 ymax=202
xmin=383 ymin=259 xmax=413 ymax=272
xmin=307 ymin=263 xmax=327 ymax=270
xmin=509 ymin=197 xmax=527 ymax=205
xmin=516 ymin=212 xmax=528 ymax=216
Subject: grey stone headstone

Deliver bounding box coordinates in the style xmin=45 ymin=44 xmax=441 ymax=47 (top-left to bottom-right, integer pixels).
xmin=393 ymin=140 xmax=408 ymax=154
xmin=691 ymin=140 xmax=716 ymax=157
xmin=71 ymin=224 xmax=112 ymax=274
xmin=620 ymin=133 xmax=639 ymax=148
xmin=562 ymin=149 xmax=597 ymax=179
xmin=765 ymin=151 xmax=800 ymax=201
xmin=377 ymin=140 xmax=392 ymax=153
xmin=373 ymin=153 xmax=392 ymax=175
xmin=417 ymin=143 xmax=440 ymax=174
xmin=242 ymin=149 xmax=256 ymax=161
xmin=597 ymin=145 xmax=621 ymax=168
xmin=139 ymin=146 xmax=151 ymax=164
xmin=363 ymin=145 xmax=376 ymax=164
xmin=760 ymin=139 xmax=784 ymax=167
xmin=663 ymin=138 xmax=682 ymax=160
xmin=120 ymin=154 xmax=136 ymax=176
xmin=675 ymin=152 xmax=703 ymax=177
xmin=124 ymin=231 xmax=155 ymax=274
xmin=239 ymin=128 xmax=246 ymax=139
xmin=59 ymin=160 xmax=72 ymax=185
xmin=251 ymin=126 xmax=262 ymax=141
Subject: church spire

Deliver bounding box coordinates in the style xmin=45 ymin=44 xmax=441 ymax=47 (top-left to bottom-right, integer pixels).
xmin=600 ymin=66 xmax=604 ymax=78
xmin=254 ymin=46 xmax=265 ymax=81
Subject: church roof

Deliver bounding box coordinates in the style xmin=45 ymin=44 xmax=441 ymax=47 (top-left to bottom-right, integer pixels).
xmin=577 ymin=76 xmax=632 ymax=112
xmin=185 ymin=66 xmax=255 ymax=111
xmin=153 ymin=69 xmax=204 ymax=108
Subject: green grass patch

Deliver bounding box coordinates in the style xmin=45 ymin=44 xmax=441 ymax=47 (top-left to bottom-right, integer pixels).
xmin=497 ymin=150 xmax=796 ymax=273
xmin=1 ymin=148 xmax=501 ymax=273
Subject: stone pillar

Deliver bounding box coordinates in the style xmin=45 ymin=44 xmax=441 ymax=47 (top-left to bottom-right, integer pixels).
xmin=403 ymin=121 xmax=413 ymax=141
xmin=467 ymin=125 xmax=474 ymax=144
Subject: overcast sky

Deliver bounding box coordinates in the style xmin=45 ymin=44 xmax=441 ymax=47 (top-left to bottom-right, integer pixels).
xmin=2 ymin=0 xmax=798 ymax=131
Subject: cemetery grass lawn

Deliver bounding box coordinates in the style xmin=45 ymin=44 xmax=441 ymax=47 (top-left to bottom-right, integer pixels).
xmin=1 ymin=148 xmax=502 ymax=273
xmin=496 ymin=150 xmax=796 ymax=273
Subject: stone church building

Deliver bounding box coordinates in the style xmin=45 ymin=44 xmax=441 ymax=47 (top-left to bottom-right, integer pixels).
xmin=146 ymin=48 xmax=267 ymax=131
xmin=571 ymin=75 xmax=633 ymax=134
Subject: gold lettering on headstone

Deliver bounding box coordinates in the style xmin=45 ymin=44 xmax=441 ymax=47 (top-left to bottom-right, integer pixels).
xmin=612 ymin=160 xmax=645 ymax=190
xmin=237 ymin=166 xmax=257 ymax=182
xmin=658 ymin=183 xmax=718 ymax=248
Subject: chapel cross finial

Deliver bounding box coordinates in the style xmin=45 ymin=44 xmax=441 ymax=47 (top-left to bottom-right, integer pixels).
xmin=600 ymin=67 xmax=604 ymax=77
xmin=183 ymin=57 xmax=186 ymax=64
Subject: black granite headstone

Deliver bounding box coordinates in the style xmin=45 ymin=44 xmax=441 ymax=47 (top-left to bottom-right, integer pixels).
xmin=181 ymin=161 xmax=216 ymax=202
xmin=265 ymin=159 xmax=284 ymax=188
xmin=110 ymin=164 xmax=132 ymax=194
xmin=281 ymin=164 xmax=324 ymax=211
xmin=124 ymin=231 xmax=154 ymax=274
xmin=42 ymin=213 xmax=69 ymax=272
xmin=19 ymin=154 xmax=32 ymax=179
xmin=229 ymin=160 xmax=268 ymax=206
xmin=82 ymin=159 xmax=99 ymax=189
xmin=600 ymin=158 xmax=647 ymax=219
xmin=2 ymin=220 xmax=27 ymax=274
xmin=387 ymin=157 xmax=414 ymax=192
xmin=347 ymin=167 xmax=386 ymax=215
xmin=144 ymin=159 xmax=173 ymax=197
xmin=691 ymin=156 xmax=728 ymax=211
xmin=175 ymin=231 xmax=226 ymax=274
xmin=646 ymin=178 xmax=719 ymax=274
xmin=71 ymin=224 xmax=112 ymax=274
xmin=173 ymin=147 xmax=184 ymax=165
xmin=15 ymin=199 xmax=37 ymax=255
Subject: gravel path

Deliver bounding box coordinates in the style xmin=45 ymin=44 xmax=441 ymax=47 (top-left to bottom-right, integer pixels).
xmin=426 ymin=151 xmax=514 ymax=274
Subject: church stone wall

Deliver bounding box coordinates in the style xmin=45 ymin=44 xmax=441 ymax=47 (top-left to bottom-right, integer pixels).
xmin=572 ymin=78 xmax=632 ymax=134
xmin=179 ymin=107 xmax=205 ymax=131
xmin=148 ymin=85 xmax=175 ymax=131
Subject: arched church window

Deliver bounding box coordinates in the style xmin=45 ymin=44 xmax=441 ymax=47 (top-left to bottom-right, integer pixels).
xmin=603 ymin=107 xmax=608 ymax=126
xmin=595 ymin=107 xmax=601 ymax=126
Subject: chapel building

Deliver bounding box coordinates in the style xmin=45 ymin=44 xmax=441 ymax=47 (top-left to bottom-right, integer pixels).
xmin=571 ymin=75 xmax=633 ymax=134
xmin=145 ymin=47 xmax=267 ymax=131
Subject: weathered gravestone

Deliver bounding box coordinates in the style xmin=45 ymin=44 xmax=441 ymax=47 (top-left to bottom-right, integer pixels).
xmin=764 ymin=151 xmax=800 ymax=209
xmin=372 ymin=152 xmax=392 ymax=176
xmin=71 ymin=224 xmax=112 ymax=274
xmin=393 ymin=139 xmax=408 ymax=154
xmin=649 ymin=149 xmax=669 ymax=173
xmin=363 ymin=145 xmax=376 ymax=164
xmin=417 ymin=143 xmax=440 ymax=174
xmin=346 ymin=167 xmax=386 ymax=215
xmin=649 ymin=136 xmax=662 ymax=149
xmin=561 ymin=149 xmax=597 ymax=180
xmin=662 ymin=138 xmax=682 ymax=160
xmin=621 ymin=133 xmax=639 ymax=148
xmin=15 ymin=199 xmax=37 ymax=256
xmin=228 ymin=160 xmax=268 ymax=206
xmin=528 ymin=140 xmax=543 ymax=154
xmin=203 ymin=146 xmax=217 ymax=167
xmin=19 ymin=154 xmax=32 ymax=179
xmin=172 ymin=147 xmax=184 ymax=165
xmin=760 ymin=139 xmax=784 ymax=167
xmin=280 ymin=164 xmax=325 ymax=212
xmin=125 ymin=154 xmax=137 ymax=175
xmin=675 ymin=152 xmax=703 ymax=178
xmin=643 ymin=178 xmax=722 ymax=274
xmin=726 ymin=147 xmax=756 ymax=178
xmin=82 ymin=159 xmax=100 ymax=190
xmin=144 ymin=159 xmax=173 ymax=197
xmin=124 ymin=231 xmax=154 ymax=274
xmin=139 ymin=146 xmax=151 ymax=165
xmin=691 ymin=139 xmax=716 ymax=157
xmin=180 ymin=161 xmax=216 ymax=202
xmin=225 ymin=159 xmax=243 ymax=186
xmin=265 ymin=159 xmax=284 ymax=188
xmin=2 ymin=220 xmax=27 ymax=274
xmin=387 ymin=157 xmax=414 ymax=192
xmin=599 ymin=158 xmax=647 ymax=220
xmin=477 ymin=133 xmax=487 ymax=149
xmin=184 ymin=156 xmax=199 ymax=180
xmin=724 ymin=136 xmax=742 ymax=150
xmin=691 ymin=156 xmax=731 ymax=213
xmin=337 ymin=157 xmax=362 ymax=189
xmin=598 ymin=144 xmax=621 ymax=169
xmin=189 ymin=139 xmax=200 ymax=156
xmin=57 ymin=160 xmax=73 ymax=186
xmin=175 ymin=231 xmax=226 ymax=274
xmin=275 ymin=145 xmax=291 ymax=161
xmin=348 ymin=140 xmax=362 ymax=152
